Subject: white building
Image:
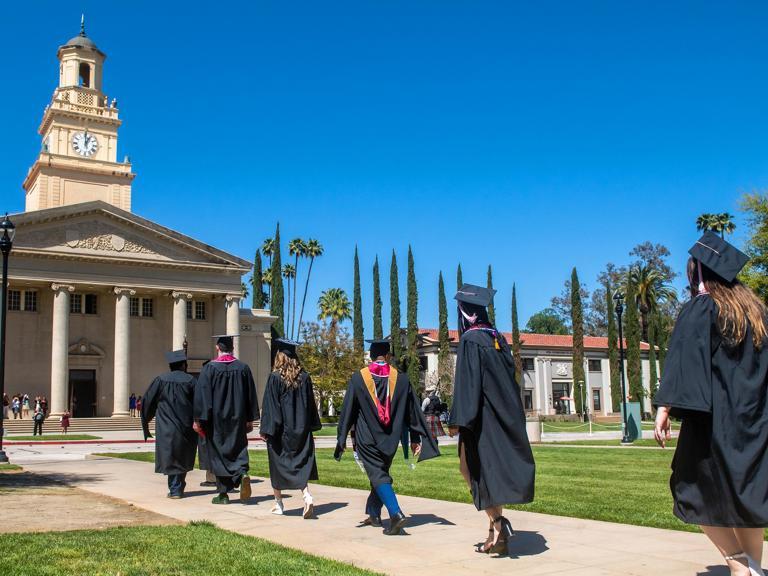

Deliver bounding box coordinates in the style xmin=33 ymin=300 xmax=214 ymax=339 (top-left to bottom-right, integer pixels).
xmin=417 ymin=329 xmax=658 ymax=417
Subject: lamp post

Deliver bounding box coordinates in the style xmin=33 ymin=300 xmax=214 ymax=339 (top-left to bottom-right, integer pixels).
xmin=0 ymin=213 xmax=16 ymax=463
xmin=614 ymin=290 xmax=631 ymax=444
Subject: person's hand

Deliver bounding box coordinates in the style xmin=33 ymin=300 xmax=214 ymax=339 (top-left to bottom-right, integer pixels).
xmin=411 ymin=443 xmax=422 ymax=458
xmin=654 ymin=406 xmax=672 ymax=448
xmin=246 ymin=421 xmax=254 ymax=434
xmin=333 ymin=443 xmax=345 ymax=461
xmin=448 ymin=426 xmax=459 ymax=438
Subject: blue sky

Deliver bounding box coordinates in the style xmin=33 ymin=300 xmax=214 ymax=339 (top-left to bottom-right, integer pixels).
xmin=2 ymin=1 xmax=767 ymax=335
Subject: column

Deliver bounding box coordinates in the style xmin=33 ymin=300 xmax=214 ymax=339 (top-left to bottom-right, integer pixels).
xmin=171 ymin=292 xmax=192 ymax=350
xmin=225 ymin=294 xmax=241 ymax=357
xmin=50 ymin=283 xmax=74 ymax=416
xmin=113 ymin=287 xmax=135 ymax=417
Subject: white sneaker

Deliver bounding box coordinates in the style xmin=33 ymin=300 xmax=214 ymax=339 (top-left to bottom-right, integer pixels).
xmin=303 ymin=494 xmax=314 ymax=519
xmin=271 ymin=500 xmax=284 ymax=515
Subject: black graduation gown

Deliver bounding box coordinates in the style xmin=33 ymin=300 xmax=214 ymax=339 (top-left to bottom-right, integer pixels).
xmin=260 ymin=371 xmax=322 ymax=490
xmin=450 ymin=329 xmax=535 ymax=510
xmin=193 ymin=359 xmax=259 ymax=479
xmin=336 ymin=367 xmax=439 ymax=488
xmin=655 ymin=295 xmax=768 ymax=527
xmin=141 ymin=371 xmax=198 ymax=475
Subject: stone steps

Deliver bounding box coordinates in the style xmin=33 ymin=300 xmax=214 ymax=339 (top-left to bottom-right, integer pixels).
xmin=2 ymin=416 xmax=152 ymax=434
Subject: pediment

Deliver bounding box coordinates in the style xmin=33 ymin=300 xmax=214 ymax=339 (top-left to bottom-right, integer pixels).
xmin=12 ymin=202 xmax=249 ymax=270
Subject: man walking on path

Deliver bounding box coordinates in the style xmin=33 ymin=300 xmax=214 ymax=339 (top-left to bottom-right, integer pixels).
xmin=336 ymin=339 xmax=439 ymax=535
xmin=141 ymin=350 xmax=198 ymax=499
xmin=194 ymin=335 xmax=259 ymax=505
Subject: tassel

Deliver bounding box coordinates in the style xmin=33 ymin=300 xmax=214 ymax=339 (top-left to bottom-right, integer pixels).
xmin=495 ymin=338 xmax=501 ymax=350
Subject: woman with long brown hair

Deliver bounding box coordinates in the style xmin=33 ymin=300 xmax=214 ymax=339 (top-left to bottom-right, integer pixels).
xmin=655 ymin=231 xmax=768 ymax=576
xmin=260 ymin=338 xmax=322 ymax=519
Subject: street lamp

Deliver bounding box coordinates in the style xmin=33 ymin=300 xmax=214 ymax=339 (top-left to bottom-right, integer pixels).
xmin=614 ymin=290 xmax=631 ymax=444
xmin=0 ymin=213 xmax=16 ymax=463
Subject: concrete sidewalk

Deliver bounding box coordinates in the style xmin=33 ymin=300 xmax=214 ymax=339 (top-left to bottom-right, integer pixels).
xmin=12 ymin=456 xmax=762 ymax=576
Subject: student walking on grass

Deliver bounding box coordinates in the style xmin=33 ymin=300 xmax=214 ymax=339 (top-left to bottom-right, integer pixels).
xmin=448 ymin=284 xmax=535 ymax=556
xmin=260 ymin=338 xmax=321 ymax=519
xmin=655 ymin=231 xmax=768 ymax=576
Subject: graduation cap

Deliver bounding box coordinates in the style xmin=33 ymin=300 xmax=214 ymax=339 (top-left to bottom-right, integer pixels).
xmin=212 ymin=334 xmax=239 ymax=349
xmin=454 ymin=283 xmax=496 ymax=307
xmin=689 ymin=231 xmax=749 ymax=283
xmin=366 ymin=338 xmax=392 ymax=359
xmin=165 ymin=349 xmax=186 ymax=364
xmin=274 ymin=337 xmax=301 ymax=359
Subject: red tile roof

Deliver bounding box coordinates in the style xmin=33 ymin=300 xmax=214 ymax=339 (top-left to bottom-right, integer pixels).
xmin=418 ymin=329 xmax=650 ymax=351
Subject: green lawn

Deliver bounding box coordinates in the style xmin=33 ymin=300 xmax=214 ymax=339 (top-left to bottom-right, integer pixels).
xmin=0 ymin=522 xmax=377 ymax=576
xmin=541 ymin=421 xmax=679 ymax=433
xmin=315 ymin=425 xmax=338 ymax=436
xmin=6 ymin=434 xmax=101 ymax=441
xmin=104 ymin=444 xmax=694 ymax=533
xmin=0 ymin=464 xmax=21 ymax=471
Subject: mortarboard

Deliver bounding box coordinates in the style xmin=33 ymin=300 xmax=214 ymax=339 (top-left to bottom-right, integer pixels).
xmin=212 ymin=334 xmax=239 ymax=349
xmin=165 ymin=349 xmax=187 ymax=364
xmin=454 ymin=283 xmax=497 ymax=307
xmin=689 ymin=231 xmax=749 ymax=283
xmin=274 ymin=338 xmax=301 ymax=359
xmin=366 ymin=338 xmax=392 ymax=359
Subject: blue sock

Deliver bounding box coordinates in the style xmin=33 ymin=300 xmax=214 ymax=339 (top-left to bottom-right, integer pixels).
xmin=374 ymin=483 xmax=401 ymax=517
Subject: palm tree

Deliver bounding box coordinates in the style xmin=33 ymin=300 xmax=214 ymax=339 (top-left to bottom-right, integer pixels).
xmin=262 ymin=238 xmax=275 ymax=299
xmin=317 ymin=288 xmax=352 ymax=329
xmin=696 ymin=213 xmax=717 ymax=234
xmin=715 ymin=212 xmax=736 ymax=238
xmin=289 ymin=238 xmax=307 ymax=339
xmin=282 ymin=264 xmax=296 ymax=335
xmin=297 ymin=239 xmax=324 ymax=339
xmin=627 ymin=264 xmax=677 ymax=341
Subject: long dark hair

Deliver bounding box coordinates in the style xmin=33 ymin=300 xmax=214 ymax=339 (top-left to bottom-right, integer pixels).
xmin=688 ymin=257 xmax=768 ymax=349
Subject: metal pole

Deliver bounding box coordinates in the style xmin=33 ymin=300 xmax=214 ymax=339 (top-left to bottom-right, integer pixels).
xmin=0 ymin=246 xmax=9 ymax=463
xmin=617 ymin=302 xmax=631 ymax=444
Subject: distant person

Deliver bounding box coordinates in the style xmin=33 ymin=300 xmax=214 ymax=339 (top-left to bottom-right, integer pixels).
xmin=260 ymin=338 xmax=321 ymax=518
xmin=22 ymin=394 xmax=30 ymax=418
xmin=655 ymin=231 xmax=768 ymax=576
xmin=335 ymin=339 xmax=439 ymax=535
xmin=129 ymin=393 xmax=137 ymax=417
xmin=135 ymin=395 xmax=142 ymax=417
xmin=142 ymin=350 xmax=198 ymax=499
xmin=60 ymin=410 xmax=71 ymax=434
xmin=422 ymin=385 xmax=446 ymax=443
xmin=449 ymin=284 xmax=535 ymax=555
xmin=40 ymin=396 xmax=48 ymax=415
xmin=32 ymin=407 xmax=45 ymax=436
xmin=11 ymin=396 xmax=20 ymax=420
xmin=193 ymin=335 xmax=259 ymax=505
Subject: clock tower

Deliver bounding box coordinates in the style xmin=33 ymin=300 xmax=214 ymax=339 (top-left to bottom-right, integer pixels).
xmin=23 ymin=18 xmax=134 ymax=212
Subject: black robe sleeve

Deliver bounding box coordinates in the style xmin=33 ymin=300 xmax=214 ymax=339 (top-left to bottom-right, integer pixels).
xmin=450 ymin=338 xmax=484 ymax=430
xmin=306 ymin=376 xmax=323 ymax=433
xmin=335 ymin=377 xmax=359 ymax=459
xmin=141 ymin=377 xmax=162 ymax=440
xmin=193 ymin=365 xmax=213 ymax=424
xmin=259 ymin=373 xmax=282 ymax=439
xmin=244 ymin=365 xmax=260 ymax=422
xmin=654 ymin=296 xmax=718 ymax=416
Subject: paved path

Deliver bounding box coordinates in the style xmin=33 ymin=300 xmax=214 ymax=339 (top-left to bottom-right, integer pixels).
xmin=9 ymin=453 xmax=763 ymax=576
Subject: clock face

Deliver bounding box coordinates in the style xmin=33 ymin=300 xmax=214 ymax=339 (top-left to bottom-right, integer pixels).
xmin=72 ymin=131 xmax=99 ymax=157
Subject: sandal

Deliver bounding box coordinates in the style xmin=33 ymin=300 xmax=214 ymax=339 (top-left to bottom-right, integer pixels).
xmin=486 ymin=517 xmax=514 ymax=555
xmin=724 ymin=553 xmax=764 ymax=576
xmin=474 ymin=520 xmax=496 ymax=554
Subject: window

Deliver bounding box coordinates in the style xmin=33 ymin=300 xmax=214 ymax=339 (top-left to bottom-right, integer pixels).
xmin=24 ymin=290 xmax=38 ymax=312
xmin=186 ymin=300 xmax=193 ymax=319
xmin=523 ymin=390 xmax=533 ymax=411
xmin=7 ymin=290 xmax=21 ymax=311
xmin=131 ymin=297 xmax=154 ymax=318
xmin=195 ymin=301 xmax=206 ymax=320
xmin=522 ymin=357 xmax=535 ymax=372
xmin=593 ymin=389 xmax=602 ymax=412
xmin=84 ymin=294 xmax=98 ymax=315
xmin=70 ymin=294 xmax=82 ymax=314
xmin=78 ymin=62 xmax=91 ymax=88
xmin=588 ymin=359 xmax=602 ymax=372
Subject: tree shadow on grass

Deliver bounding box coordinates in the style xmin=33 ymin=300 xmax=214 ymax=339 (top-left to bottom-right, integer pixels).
xmin=0 ymin=471 xmax=104 ymax=490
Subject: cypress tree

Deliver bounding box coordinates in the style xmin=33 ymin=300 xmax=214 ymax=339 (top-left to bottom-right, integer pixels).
xmin=487 ymin=265 xmax=496 ymax=325
xmin=511 ymin=283 xmax=523 ymax=383
xmin=570 ymin=268 xmax=586 ymax=416
xmin=625 ymin=275 xmax=644 ymax=405
xmin=372 ymin=256 xmax=383 ymax=339
xmin=606 ymin=279 xmax=621 ymax=412
xmin=353 ymin=246 xmax=364 ymax=355
xmin=270 ymin=223 xmax=284 ymax=337
xmin=457 ymin=263 xmax=463 ymax=291
xmin=252 ymin=250 xmax=264 ymax=309
xmin=390 ymin=250 xmax=402 ymax=365
xmin=655 ymin=314 xmax=669 ymax=375
xmin=648 ymin=312 xmax=659 ymax=403
xmin=406 ymin=246 xmax=420 ymax=389
xmin=438 ymin=272 xmax=451 ymax=391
